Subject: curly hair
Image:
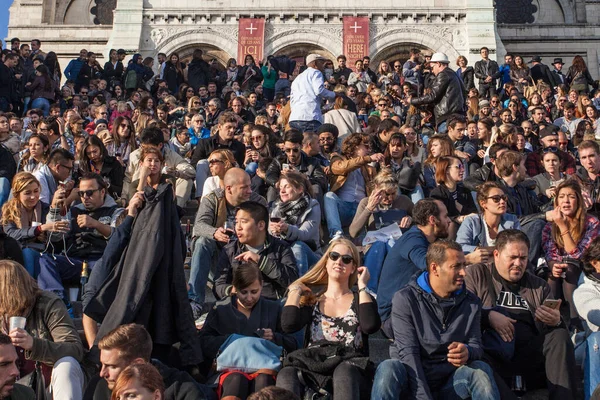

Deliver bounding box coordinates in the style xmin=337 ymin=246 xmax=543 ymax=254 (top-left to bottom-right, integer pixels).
xmin=341 ymin=132 xmax=369 ymax=158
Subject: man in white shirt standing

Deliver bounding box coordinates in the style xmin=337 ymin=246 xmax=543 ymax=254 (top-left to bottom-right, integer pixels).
xmin=289 ymin=54 xmax=336 ymax=133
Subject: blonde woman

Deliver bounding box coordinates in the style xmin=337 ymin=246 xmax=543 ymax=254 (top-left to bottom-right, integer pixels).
xmin=277 ymin=239 xmax=380 ymax=399
xmin=1 ymin=172 xmax=68 ymax=277
xmin=187 ymin=96 xmax=202 ymax=114
xmin=202 ymin=149 xmax=237 ymax=199
xmin=0 ymin=260 xmax=85 ymax=399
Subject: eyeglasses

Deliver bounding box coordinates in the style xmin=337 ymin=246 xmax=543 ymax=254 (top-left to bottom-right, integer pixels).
xmin=56 ymin=163 xmax=74 ymax=173
xmin=120 ymin=123 xmax=130 ymax=128
xmin=80 ymin=91 xmax=88 ymax=95
xmin=284 ymin=148 xmax=300 ymax=154
xmin=328 ymin=251 xmax=354 ymax=265
xmin=251 ymin=136 xmax=264 ymax=141
xmin=394 ymin=65 xmax=401 ymax=68
xmin=542 ymin=146 xmax=558 ymax=154
xmin=378 ymin=103 xmax=387 ymax=107
xmin=319 ymin=137 xmax=334 ymax=142
xmin=404 ymin=131 xmax=417 ymax=136
xmin=208 ymin=159 xmax=224 ymax=165
xmin=78 ymin=188 xmax=100 ymax=198
xmin=487 ymin=194 xmax=508 ymax=203
xmin=193 ymin=101 xmax=201 ymax=105
xmin=193 ymin=119 xmax=204 ymax=123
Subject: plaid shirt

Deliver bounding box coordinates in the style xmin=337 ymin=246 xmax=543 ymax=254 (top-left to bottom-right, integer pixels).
xmin=525 ymin=149 xmax=577 ymax=177
xmin=542 ymin=215 xmax=600 ymax=261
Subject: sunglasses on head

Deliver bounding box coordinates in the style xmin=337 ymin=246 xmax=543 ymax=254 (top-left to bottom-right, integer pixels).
xmin=487 ymin=194 xmax=508 ymax=203
xmin=328 ymin=251 xmax=354 ymax=265
xmin=542 ymin=146 xmax=558 ymax=154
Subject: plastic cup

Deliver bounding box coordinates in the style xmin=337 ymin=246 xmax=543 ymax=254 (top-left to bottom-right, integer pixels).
xmin=9 ymin=316 xmax=26 ymax=331
xmin=69 ymin=288 xmax=79 ymax=302
xmin=31 ymin=222 xmax=41 ymax=228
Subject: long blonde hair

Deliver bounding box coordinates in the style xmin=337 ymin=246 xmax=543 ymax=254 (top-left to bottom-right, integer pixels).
xmin=551 ymin=180 xmax=587 ymax=249
xmin=1 ymin=172 xmax=41 ymax=228
xmin=0 ymin=260 xmax=41 ymax=318
xmin=291 ymin=239 xmax=360 ymax=306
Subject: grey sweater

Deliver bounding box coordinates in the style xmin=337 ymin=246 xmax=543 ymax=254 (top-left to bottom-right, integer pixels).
xmin=192 ymin=188 xmax=267 ymax=238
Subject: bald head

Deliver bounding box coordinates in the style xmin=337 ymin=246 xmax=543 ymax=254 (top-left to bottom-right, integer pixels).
xmin=224 ymin=168 xmax=252 ymax=206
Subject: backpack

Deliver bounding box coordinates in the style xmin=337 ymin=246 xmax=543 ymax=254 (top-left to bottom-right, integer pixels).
xmin=124 ymin=70 xmax=138 ymax=90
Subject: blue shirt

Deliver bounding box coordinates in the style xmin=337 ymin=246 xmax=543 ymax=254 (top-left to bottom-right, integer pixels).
xmin=289 ymin=67 xmax=335 ymax=123
xmin=377 ymin=225 xmax=430 ymax=323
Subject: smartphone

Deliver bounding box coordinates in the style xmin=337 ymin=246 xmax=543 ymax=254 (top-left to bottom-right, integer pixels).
xmin=543 ymin=299 xmax=561 ymax=310
xmin=282 ymin=163 xmax=290 ymax=171
xmin=256 ymin=328 xmax=265 ymax=338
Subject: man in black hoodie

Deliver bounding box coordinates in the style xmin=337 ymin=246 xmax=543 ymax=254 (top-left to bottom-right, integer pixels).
xmin=84 ymin=323 xmax=213 ymax=400
xmin=187 ymin=49 xmax=210 ymax=92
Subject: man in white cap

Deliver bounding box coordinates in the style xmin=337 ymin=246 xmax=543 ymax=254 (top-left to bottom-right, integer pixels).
xmin=406 ymin=52 xmax=466 ymax=134
xmin=289 ymin=54 xmax=336 ymax=133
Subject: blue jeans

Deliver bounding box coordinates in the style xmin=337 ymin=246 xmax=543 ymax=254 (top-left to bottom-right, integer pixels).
xmin=290 ymin=241 xmax=320 ymax=276
xmin=31 ymin=98 xmax=50 ymax=116
xmin=0 ymin=177 xmax=10 ymax=209
xmin=363 ymin=241 xmax=391 ymax=292
xmin=372 ymin=359 xmax=500 ymax=400
xmin=585 ymin=332 xmax=600 ymax=400
xmin=194 ymin=160 xmax=210 ymax=198
xmin=38 ymin=254 xmax=98 ymax=299
xmin=22 ymin=248 xmax=41 ymax=278
xmin=289 ymin=120 xmax=321 ymax=133
xmin=324 ymin=191 xmax=359 ymax=237
xmin=188 ymin=236 xmax=219 ymax=305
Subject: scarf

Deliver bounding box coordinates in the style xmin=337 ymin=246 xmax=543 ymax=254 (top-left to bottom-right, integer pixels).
xmin=279 ymin=195 xmax=310 ymax=226
xmin=19 ymin=202 xmax=43 ymax=230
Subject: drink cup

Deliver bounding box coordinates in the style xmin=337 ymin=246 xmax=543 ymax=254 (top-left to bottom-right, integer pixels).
xmin=9 ymin=316 xmax=26 ymax=331
xmin=31 ymin=222 xmax=41 ymax=228
xmin=69 ymin=288 xmax=79 ymax=302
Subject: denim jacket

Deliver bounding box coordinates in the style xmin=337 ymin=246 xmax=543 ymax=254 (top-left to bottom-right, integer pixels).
xmin=456 ymin=213 xmax=520 ymax=254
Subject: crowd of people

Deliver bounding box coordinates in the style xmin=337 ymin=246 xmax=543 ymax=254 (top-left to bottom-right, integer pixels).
xmin=1 ymin=37 xmax=600 ymax=400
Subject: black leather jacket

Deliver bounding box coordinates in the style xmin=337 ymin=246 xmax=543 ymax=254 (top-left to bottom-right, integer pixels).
xmin=474 ymin=59 xmax=501 ymax=86
xmin=410 ymin=68 xmax=466 ymax=125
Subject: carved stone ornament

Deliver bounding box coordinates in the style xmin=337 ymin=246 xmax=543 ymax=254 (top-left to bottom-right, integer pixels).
xmin=91 ymin=0 xmax=116 ymax=25
xmin=495 ymin=0 xmax=537 ymax=24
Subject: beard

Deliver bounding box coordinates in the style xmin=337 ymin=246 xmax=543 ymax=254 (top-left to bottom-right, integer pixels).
xmin=434 ymin=220 xmax=449 ymax=239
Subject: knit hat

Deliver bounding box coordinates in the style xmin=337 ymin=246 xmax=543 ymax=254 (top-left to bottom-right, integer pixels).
xmin=317 ymin=123 xmax=339 ymax=138
xmin=96 ymin=119 xmax=108 ymax=126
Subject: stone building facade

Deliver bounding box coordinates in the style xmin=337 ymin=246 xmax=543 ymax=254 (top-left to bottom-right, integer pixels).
xmin=6 ymin=0 xmax=600 ymax=78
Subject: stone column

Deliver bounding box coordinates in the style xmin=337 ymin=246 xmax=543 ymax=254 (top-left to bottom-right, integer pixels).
xmin=104 ymin=0 xmax=144 ymax=59
xmin=465 ymin=0 xmax=499 ymax=61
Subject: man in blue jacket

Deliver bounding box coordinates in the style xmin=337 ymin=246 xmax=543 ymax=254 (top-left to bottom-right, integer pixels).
xmin=371 ymin=240 xmax=500 ymax=400
xmin=377 ymin=198 xmax=451 ymax=338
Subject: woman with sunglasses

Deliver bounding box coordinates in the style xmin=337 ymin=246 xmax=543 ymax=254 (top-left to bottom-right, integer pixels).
xmin=277 ymin=239 xmax=380 ymax=400
xmin=245 ymin=125 xmax=281 ymax=176
xmin=456 ymin=182 xmax=520 ymax=264
xmin=532 ymin=148 xmax=565 ymax=204
xmin=178 ymin=85 xmax=195 ymax=104
xmin=543 ymin=180 xmax=600 ymax=331
xmin=107 ymin=116 xmax=137 ymax=167
xmin=430 ymin=156 xmax=477 ymax=238
xmin=202 ymin=149 xmax=237 ymax=199
xmin=79 ymin=135 xmax=125 ymax=199
xmin=187 ymin=96 xmax=203 ymax=115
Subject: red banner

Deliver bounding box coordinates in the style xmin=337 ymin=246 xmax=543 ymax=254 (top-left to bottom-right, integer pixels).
xmin=343 ymin=17 xmax=370 ymax=68
xmin=238 ymin=18 xmax=265 ymax=65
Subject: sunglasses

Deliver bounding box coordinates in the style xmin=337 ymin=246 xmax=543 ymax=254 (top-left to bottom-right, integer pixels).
xmin=378 ymin=103 xmax=387 ymax=107
xmin=558 ymin=142 xmax=568 ymax=146
xmin=487 ymin=194 xmax=508 ymax=203
xmin=78 ymin=188 xmax=100 ymax=198
xmin=328 ymin=251 xmax=354 ymax=265
xmin=394 ymin=65 xmax=401 ymax=68
xmin=542 ymin=146 xmax=558 ymax=154
xmin=208 ymin=159 xmax=224 ymax=164
xmin=284 ymin=148 xmax=300 ymax=154
xmin=120 ymin=123 xmax=130 ymax=128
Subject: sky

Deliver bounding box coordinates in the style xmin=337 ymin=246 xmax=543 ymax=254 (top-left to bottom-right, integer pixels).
xmin=1 ymin=0 xmax=15 ymax=48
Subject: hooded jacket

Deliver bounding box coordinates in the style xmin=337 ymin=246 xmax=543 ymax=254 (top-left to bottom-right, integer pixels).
xmin=390 ymin=272 xmax=483 ymax=399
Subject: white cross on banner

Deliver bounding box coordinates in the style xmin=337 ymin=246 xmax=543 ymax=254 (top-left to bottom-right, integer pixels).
xmin=238 ymin=18 xmax=265 ymax=65
xmin=343 ymin=17 xmax=370 ymax=69
xmin=246 ymin=23 xmax=257 ymax=34
xmin=350 ymin=22 xmax=362 ymax=33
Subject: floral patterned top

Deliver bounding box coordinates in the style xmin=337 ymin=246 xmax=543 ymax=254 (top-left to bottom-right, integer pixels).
xmin=309 ymin=298 xmax=363 ymax=349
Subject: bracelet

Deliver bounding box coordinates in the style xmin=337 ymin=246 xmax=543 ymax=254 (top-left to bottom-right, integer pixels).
xmin=358 ymin=287 xmax=367 ymax=294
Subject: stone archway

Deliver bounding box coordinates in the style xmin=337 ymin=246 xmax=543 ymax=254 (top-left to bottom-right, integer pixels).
xmin=369 ymin=26 xmax=463 ymax=68
xmin=265 ymin=26 xmax=343 ymax=60
xmin=271 ymin=42 xmax=337 ymax=77
xmin=169 ymin=44 xmax=232 ymax=68
xmin=371 ymin=43 xmax=435 ymax=70
xmin=151 ymin=26 xmax=238 ymax=64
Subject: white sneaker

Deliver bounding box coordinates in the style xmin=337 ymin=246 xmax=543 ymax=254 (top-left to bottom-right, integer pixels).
xmin=331 ymin=231 xmax=344 ymax=241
